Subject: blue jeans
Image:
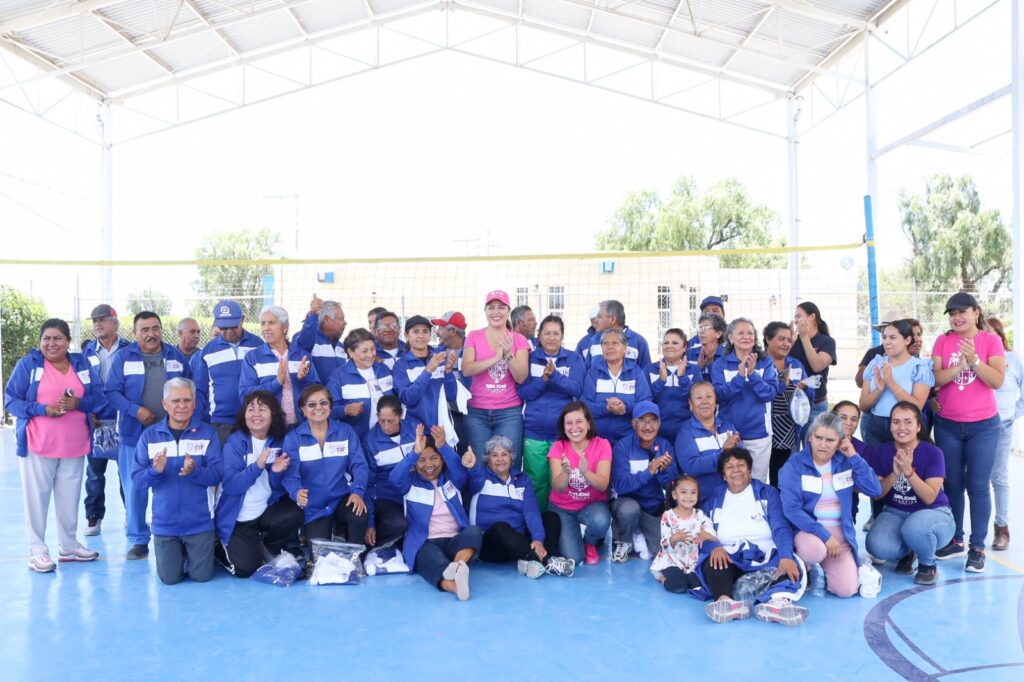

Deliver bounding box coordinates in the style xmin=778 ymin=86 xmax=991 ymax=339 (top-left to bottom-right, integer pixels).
xmin=865 ymin=507 xmax=955 ymax=566
xmin=611 ymin=497 xmax=661 ymax=555
xmin=859 ymin=411 xmax=893 ymax=446
xmin=117 ymin=443 xmax=151 ymax=546
xmin=933 ymin=414 xmax=1000 ymax=548
xmin=992 ymin=418 xmax=1014 ymax=527
xmin=413 ymin=526 xmax=483 ymax=588
xmin=551 ymin=501 xmax=611 ymax=564
xmin=465 ymin=406 xmax=524 ymax=467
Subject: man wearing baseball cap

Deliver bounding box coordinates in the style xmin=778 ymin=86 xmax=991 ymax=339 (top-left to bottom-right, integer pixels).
xmin=81 ymin=304 xmax=131 ymax=537
xmin=432 ymin=311 xmax=471 ymax=452
xmin=191 ymin=300 xmax=263 ymax=443
xmin=609 ymin=401 xmax=675 ymax=564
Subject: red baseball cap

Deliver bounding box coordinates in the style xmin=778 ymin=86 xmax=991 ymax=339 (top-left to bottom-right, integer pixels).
xmin=431 ymin=311 xmax=467 ymax=330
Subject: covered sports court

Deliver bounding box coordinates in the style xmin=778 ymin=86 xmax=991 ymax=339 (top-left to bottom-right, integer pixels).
xmin=1 ymin=0 xmax=1023 ymax=679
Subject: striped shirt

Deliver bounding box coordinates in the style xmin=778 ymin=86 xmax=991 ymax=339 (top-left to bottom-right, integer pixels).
xmin=813 ymin=462 xmax=842 ymax=528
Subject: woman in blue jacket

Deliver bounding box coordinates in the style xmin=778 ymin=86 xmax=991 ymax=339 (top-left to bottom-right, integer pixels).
xmin=518 ymin=315 xmax=585 ymax=511
xmin=327 ymin=327 xmax=394 ymax=438
xmin=645 ymin=328 xmax=695 ymax=442
xmin=672 ymin=382 xmax=739 ymax=507
xmin=214 ymin=390 xmax=303 ymax=578
xmin=779 ymin=412 xmax=881 ymax=598
xmin=582 ymin=329 xmax=652 ymax=442
xmin=363 ymin=395 xmax=417 ymax=546
xmin=281 ymin=384 xmax=369 ymax=544
xmin=389 ymin=424 xmax=482 ymax=601
xmin=5 ymin=318 xmax=101 ymax=572
xmin=711 ymin=318 xmax=781 ymax=484
xmin=469 ymin=435 xmax=575 ymax=578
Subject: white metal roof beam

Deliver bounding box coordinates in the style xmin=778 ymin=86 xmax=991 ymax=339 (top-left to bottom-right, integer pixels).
xmin=278 ymin=0 xmax=309 ymax=38
xmin=92 ymin=12 xmax=175 ymax=75
xmin=0 ymin=38 xmax=104 ymax=100
xmin=0 ymin=0 xmax=128 ymax=34
xmin=767 ymin=0 xmax=867 ymax=30
xmin=721 ymin=7 xmax=773 ymax=69
xmin=654 ymin=1 xmax=686 ymax=51
xmin=183 ymin=0 xmax=241 ymax=56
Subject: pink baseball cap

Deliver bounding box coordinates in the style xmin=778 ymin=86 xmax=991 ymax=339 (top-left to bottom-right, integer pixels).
xmin=485 ymin=290 xmax=510 ymax=307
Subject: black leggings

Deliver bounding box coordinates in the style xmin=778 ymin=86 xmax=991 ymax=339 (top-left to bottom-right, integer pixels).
xmin=769 ymin=447 xmax=793 ymax=488
xmin=479 ymin=514 xmax=561 ymax=564
xmin=305 ymin=494 xmax=370 ymax=544
xmin=217 ymin=496 xmax=304 ymax=578
xmin=701 ymin=557 xmax=787 ymax=600
xmin=372 ymin=499 xmax=409 ymax=546
xmin=661 ymin=566 xmax=703 ymax=594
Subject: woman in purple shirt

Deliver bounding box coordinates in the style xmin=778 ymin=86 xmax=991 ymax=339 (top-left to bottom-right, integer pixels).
xmin=864 ymin=401 xmax=954 ymax=586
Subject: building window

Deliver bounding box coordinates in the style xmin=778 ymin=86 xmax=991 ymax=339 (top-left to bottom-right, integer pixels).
xmin=548 ymin=286 xmax=565 ymax=317
xmin=516 ymin=287 xmax=529 ymax=308
xmin=657 ymin=285 xmax=672 ymax=332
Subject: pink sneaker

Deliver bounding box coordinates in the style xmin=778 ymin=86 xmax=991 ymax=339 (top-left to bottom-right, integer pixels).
xmin=584 ymin=544 xmax=599 ymax=565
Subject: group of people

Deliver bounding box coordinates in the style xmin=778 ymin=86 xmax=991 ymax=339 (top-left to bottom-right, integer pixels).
xmin=5 ymin=287 xmax=1019 ymax=624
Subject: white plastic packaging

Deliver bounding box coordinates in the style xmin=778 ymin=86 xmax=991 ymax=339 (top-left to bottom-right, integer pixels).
xmin=308 ymin=539 xmax=366 ymax=586
xmin=858 ymin=560 xmax=882 ymax=598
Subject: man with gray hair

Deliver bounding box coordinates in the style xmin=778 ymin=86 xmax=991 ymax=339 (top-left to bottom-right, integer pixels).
xmin=177 ymin=318 xmax=201 ymax=362
xmin=294 ymin=292 xmax=348 ymax=381
xmin=132 ymin=377 xmax=222 ymax=585
xmin=584 ymin=299 xmax=651 ymax=368
xmin=511 ymin=305 xmax=538 ymax=350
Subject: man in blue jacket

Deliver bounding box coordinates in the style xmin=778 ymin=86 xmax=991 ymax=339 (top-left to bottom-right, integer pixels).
xmin=610 ymin=401 xmax=674 ymax=563
xmin=293 ymin=293 xmax=348 ymax=382
xmin=192 ymin=300 xmax=263 ymax=442
xmin=583 ymin=300 xmax=651 ymax=368
xmin=81 ymin=304 xmax=131 ymax=537
xmin=132 ymin=378 xmax=222 ymax=585
xmin=105 ymin=311 xmax=191 ymax=561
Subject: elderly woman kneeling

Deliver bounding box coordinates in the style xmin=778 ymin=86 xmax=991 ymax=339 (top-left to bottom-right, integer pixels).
xmin=779 ymin=412 xmax=881 ymax=597
xmin=697 ymin=448 xmax=808 ymax=626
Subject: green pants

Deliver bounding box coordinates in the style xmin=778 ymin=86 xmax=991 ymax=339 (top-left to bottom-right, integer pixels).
xmin=523 ymin=438 xmax=554 ymax=513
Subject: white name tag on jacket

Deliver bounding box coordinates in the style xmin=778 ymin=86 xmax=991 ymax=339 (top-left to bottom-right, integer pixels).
xmin=378 ymin=376 xmax=394 ymax=392
xmin=625 ymin=347 xmax=638 ymax=360
xmin=324 ymin=441 xmax=349 ymax=458
xmin=431 ymin=366 xmax=445 ymax=379
xmin=442 ymin=480 xmax=458 ymax=499
xmin=166 ymin=360 xmax=183 ymax=373
xmin=833 ymin=470 xmax=854 ymax=490
xmin=629 ymin=460 xmax=648 ymax=474
xmin=801 ymin=474 xmax=823 ymax=494
xmin=789 ymin=367 xmax=804 ymax=382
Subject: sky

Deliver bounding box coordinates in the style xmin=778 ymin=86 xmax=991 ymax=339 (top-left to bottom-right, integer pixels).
xmin=0 ymin=0 xmax=1013 ymax=319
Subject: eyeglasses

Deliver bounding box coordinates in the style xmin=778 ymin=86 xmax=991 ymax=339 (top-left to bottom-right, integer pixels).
xmin=698 ymin=325 xmax=712 ymax=332
xmin=635 ymin=417 xmax=660 ymax=427
xmin=377 ymin=323 xmax=399 ymax=331
xmin=304 ymin=400 xmax=331 ymax=408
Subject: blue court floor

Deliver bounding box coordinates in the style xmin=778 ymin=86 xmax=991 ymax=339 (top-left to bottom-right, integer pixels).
xmin=1 ymin=427 xmax=1022 ymax=681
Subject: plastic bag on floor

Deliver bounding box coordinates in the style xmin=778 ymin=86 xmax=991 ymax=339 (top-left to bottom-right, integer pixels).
xmin=858 ymin=561 xmax=882 ymax=598
xmin=251 ymin=551 xmax=302 ymax=587
xmin=308 ymin=540 xmax=366 ymax=586
xmin=733 ymin=569 xmax=776 ymax=603
xmin=364 ymin=538 xmax=410 ymax=576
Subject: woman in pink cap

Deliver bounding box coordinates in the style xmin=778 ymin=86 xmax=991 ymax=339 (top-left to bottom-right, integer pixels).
xmin=460 ymin=290 xmax=531 ymax=465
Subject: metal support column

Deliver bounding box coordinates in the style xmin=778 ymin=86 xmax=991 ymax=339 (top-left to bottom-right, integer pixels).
xmin=1013 ymin=0 xmax=1023 ymax=340
xmin=99 ymin=101 xmax=113 ymax=303
xmin=787 ymin=97 xmax=800 ymax=311
xmin=864 ymin=33 xmax=881 ymax=346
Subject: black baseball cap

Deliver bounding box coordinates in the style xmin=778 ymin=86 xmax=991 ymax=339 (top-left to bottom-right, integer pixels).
xmin=404 ymin=315 xmax=432 ymax=333
xmin=944 ymin=292 xmax=979 ymax=314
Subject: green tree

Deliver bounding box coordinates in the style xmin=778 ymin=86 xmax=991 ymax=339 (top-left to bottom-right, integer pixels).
xmin=1 ymin=286 xmax=49 ymax=408
xmin=192 ymin=228 xmax=280 ymax=320
xmin=125 ymin=289 xmax=172 ymax=317
xmin=595 ymin=177 xmax=788 ymax=267
xmin=899 ymin=173 xmax=1011 ymax=293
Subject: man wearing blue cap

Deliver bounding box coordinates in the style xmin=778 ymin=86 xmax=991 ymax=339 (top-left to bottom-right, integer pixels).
xmin=192 ymin=300 xmax=263 ymax=442
xmin=609 ymin=401 xmax=675 ymax=563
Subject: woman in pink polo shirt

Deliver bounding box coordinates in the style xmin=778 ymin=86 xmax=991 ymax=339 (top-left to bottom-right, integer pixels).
xmin=4 ymin=319 xmax=101 ymax=572
xmin=460 ymin=290 xmax=531 ymax=465
xmin=930 ymin=292 xmax=1006 ymax=572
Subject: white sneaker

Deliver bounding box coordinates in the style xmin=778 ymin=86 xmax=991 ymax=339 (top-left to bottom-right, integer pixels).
xmin=516 ymin=559 xmax=545 ymax=579
xmin=755 ymin=597 xmax=809 ymax=627
xmin=29 ymin=554 xmax=56 ymax=573
xmin=704 ymin=598 xmax=750 ymax=623
xmin=545 ymin=556 xmax=575 ymax=577
xmin=84 ymin=518 xmax=101 ymax=537
xmin=59 ymin=546 xmax=100 ymax=562
xmin=611 ymin=541 xmax=631 ymax=563
xmin=633 ymin=533 xmax=651 ymax=560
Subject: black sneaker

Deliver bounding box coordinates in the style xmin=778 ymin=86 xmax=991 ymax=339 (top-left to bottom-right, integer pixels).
xmin=895 ymin=552 xmax=916 ymax=574
xmin=914 ymin=564 xmax=938 ymax=585
xmin=935 ymin=539 xmax=966 ymax=560
xmin=965 ymin=547 xmax=986 ymax=573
